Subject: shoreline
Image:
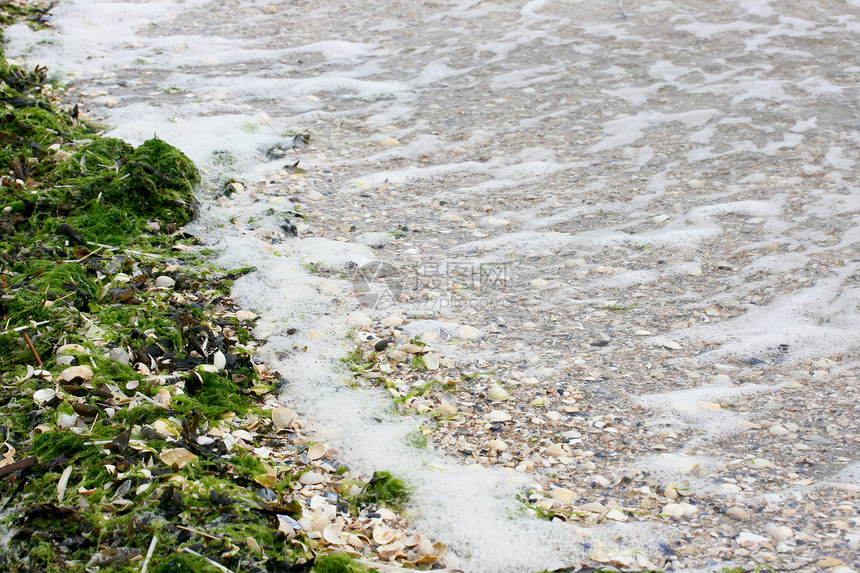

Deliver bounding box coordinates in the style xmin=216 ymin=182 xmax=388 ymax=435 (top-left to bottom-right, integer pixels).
xmin=0 ymin=8 xmax=443 ymax=572
xmin=3 ymin=0 xmax=858 ymax=571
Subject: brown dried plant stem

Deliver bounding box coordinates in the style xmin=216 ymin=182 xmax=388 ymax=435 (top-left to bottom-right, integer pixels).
xmin=21 ymin=331 xmax=43 ymax=368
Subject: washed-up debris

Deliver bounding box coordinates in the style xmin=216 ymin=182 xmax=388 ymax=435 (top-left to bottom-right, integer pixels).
xmin=0 ymin=31 xmax=434 ymax=573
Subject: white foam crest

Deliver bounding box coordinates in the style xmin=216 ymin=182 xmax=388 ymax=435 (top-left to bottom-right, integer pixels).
xmin=3 ymin=0 xmax=199 ymax=74
xmin=198 ymin=222 xmax=667 ymax=573
xmin=588 ymin=109 xmax=719 ymax=153
xmin=674 ymin=264 xmax=860 ymax=365
xmin=673 ymin=20 xmax=762 ymax=39
xmin=825 ymin=147 xmax=857 ymax=170
xmin=489 ymin=64 xmax=566 ymax=90
xmin=410 ymin=58 xmax=473 ymax=87
xmin=638 ymin=383 xmax=776 ymax=417
xmin=101 ymin=104 xmax=286 ymax=173
xmin=637 ymin=382 xmax=778 ymax=447
xmin=819 ymin=462 xmax=860 ymax=491
xmin=278 ymin=237 xmax=377 ymax=270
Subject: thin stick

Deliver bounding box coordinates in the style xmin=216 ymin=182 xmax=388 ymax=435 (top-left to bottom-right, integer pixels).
xmin=176 ymin=524 xmax=222 ymax=541
xmin=180 ymin=547 xmax=234 ymax=573
xmin=141 ymin=533 xmax=158 ymax=573
xmin=21 ymin=331 xmax=43 ymax=368
xmin=0 ymin=320 xmax=50 ymax=336
xmin=72 ymin=245 xmax=104 ymax=263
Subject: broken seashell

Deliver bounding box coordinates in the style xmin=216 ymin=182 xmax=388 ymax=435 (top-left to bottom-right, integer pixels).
xmin=485 ymin=410 xmax=511 ymax=422
xmin=736 ymin=531 xmax=768 ymax=548
xmin=56 ymin=465 xmax=73 ymax=503
xmin=59 ymin=365 xmax=93 ymax=382
xmin=235 ymin=310 xmax=258 ymax=322
xmin=399 ymin=343 xmax=426 ymax=354
xmin=272 ymin=406 xmax=297 ymax=429
xmin=159 ymin=448 xmax=197 ymax=469
xmin=56 ymin=344 xmax=86 ymax=356
xmin=544 ymin=443 xmax=570 ymax=457
xmin=377 ymin=541 xmax=406 ymax=560
xmin=458 ymin=325 xmax=480 ymax=339
xmin=323 ymin=523 xmax=349 ymax=545
xmin=422 ymin=351 xmax=440 ymax=370
xmin=346 ymin=311 xmax=372 ymax=327
xmin=307 ymin=443 xmax=328 ymax=460
xmin=57 ymin=411 xmax=78 ymax=428
xmin=663 ymin=502 xmax=698 ymax=518
xmin=152 ymin=419 xmax=179 ymax=437
xmin=245 ymin=537 xmax=263 ymax=555
xmin=486 ymin=439 xmax=508 ymax=452
xmin=549 ymin=487 xmax=576 ymax=504
xmin=299 ymin=471 xmax=325 ymax=485
xmin=372 ymin=524 xmax=399 ymax=545
xmin=487 ymin=383 xmax=511 ymax=401
xmin=154 ymin=389 xmax=171 ymax=408
xmin=213 ymin=350 xmax=227 ymax=370
xmin=33 ymin=388 xmax=57 ymax=405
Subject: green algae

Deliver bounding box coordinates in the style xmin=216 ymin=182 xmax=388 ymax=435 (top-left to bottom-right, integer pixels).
xmin=151 ymin=551 xmax=221 ymax=573
xmin=355 ymin=470 xmax=410 ymax=511
xmin=30 ymin=430 xmax=86 ymax=462
xmin=314 ymin=552 xmax=373 ymax=573
xmin=0 ymin=43 xmax=312 ymax=573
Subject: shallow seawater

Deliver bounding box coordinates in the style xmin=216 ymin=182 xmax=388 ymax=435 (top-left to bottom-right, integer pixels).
xmin=8 ymin=0 xmax=859 ymax=570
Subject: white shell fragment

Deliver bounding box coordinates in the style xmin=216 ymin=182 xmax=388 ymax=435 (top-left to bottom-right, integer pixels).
xmin=59 ymin=365 xmax=94 ymax=382
xmin=663 ymin=503 xmax=698 ymax=518
xmin=372 ymin=524 xmax=399 ymax=545
xmin=544 ymin=443 xmax=570 ymax=458
xmin=57 ymin=411 xmax=78 ymax=428
xmin=299 ymin=471 xmax=325 ymax=485
xmin=56 ymin=465 xmax=73 ymax=503
xmin=323 ymin=523 xmax=349 ymax=545
xmin=307 ymin=443 xmax=328 ymax=460
xmin=346 ymin=311 xmax=372 ymax=326
xmin=33 ymin=388 xmax=57 ymax=405
xmin=736 ymin=531 xmax=768 ymax=548
xmin=235 ymin=310 xmax=258 ymax=322
xmin=549 ymin=487 xmax=576 ymax=504
xmin=485 ymin=410 xmax=512 ymax=422
xmin=487 ymin=383 xmax=511 ymax=401
xmin=458 ymin=325 xmax=481 ymax=339
xmin=159 ymin=448 xmax=197 ymax=469
xmin=272 ymin=406 xmax=297 ymax=429
xmin=213 ymin=350 xmax=227 ymax=370
xmin=653 ymin=337 xmax=683 ymax=350
xmin=422 ymin=351 xmax=440 ymax=370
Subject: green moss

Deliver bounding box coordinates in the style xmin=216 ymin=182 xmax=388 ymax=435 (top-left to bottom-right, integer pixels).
xmin=109 ymin=137 xmax=199 ymax=225
xmin=3 ymin=260 xmax=99 ymax=324
xmin=173 ymin=371 xmax=249 ymax=417
xmin=410 ymin=354 xmax=426 ymax=371
xmin=313 ymin=553 xmax=372 ymax=573
xmin=114 ymin=404 xmax=170 ymax=426
xmin=0 ymin=40 xmax=310 ymax=573
xmin=31 ymin=430 xmax=86 ymax=462
xmin=229 ymin=454 xmax=267 ymax=481
xmin=66 ymin=203 xmax=145 ymax=245
xmin=405 ymin=429 xmax=427 ymax=449
xmin=356 ymin=470 xmax=410 ymax=511
xmin=151 ymin=551 xmax=222 ymax=573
